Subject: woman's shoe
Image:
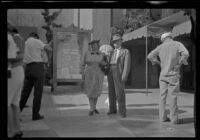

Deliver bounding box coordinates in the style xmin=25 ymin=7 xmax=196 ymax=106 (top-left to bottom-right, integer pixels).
xmin=94 ymin=109 xmax=100 ymax=114
xmin=89 ymin=111 xmax=94 ymax=116
xmin=12 ymin=131 xmax=23 ymax=138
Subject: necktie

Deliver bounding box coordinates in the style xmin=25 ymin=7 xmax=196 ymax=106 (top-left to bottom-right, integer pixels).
xmin=111 ymin=49 xmax=117 ymax=64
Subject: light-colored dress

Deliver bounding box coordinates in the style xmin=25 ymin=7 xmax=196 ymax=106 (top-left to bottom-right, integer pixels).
xmin=82 ymin=51 xmax=104 ymax=98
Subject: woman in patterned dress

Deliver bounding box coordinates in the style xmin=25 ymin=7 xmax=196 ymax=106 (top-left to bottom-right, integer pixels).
xmin=81 ymin=40 xmax=106 ymax=116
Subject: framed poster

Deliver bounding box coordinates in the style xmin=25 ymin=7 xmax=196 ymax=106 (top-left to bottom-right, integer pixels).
xmin=53 ymin=28 xmax=90 ymax=93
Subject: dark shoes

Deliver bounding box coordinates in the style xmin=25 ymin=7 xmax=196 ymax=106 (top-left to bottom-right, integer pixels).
xmin=32 ymin=114 xmax=44 ymax=121
xmin=161 ymin=117 xmax=171 ymax=122
xmin=171 ymin=119 xmax=182 ymax=124
xmin=12 ymin=131 xmax=23 ymax=138
xmin=89 ymin=111 xmax=94 ymax=116
xmin=107 ymin=111 xmax=117 ymax=115
xmin=94 ymin=109 xmax=100 ymax=114
xmin=161 ymin=117 xmax=181 ymax=124
xmin=89 ymin=109 xmax=100 ymax=116
xmin=120 ymin=114 xmax=126 ymax=118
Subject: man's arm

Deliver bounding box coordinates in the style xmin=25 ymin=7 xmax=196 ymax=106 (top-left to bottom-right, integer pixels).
xmin=178 ymin=43 xmax=189 ymax=66
xmin=44 ymin=41 xmax=53 ymax=51
xmin=147 ymin=46 xmax=161 ymax=65
xmin=80 ymin=52 xmax=87 ymax=80
xmin=122 ymin=49 xmax=131 ymax=82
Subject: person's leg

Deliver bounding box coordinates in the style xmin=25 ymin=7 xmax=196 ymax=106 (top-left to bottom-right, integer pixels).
xmin=159 ymin=79 xmax=168 ymax=121
xmin=7 ymin=105 xmax=14 ymax=137
xmin=93 ymin=98 xmax=100 ymax=114
xmin=8 ymin=66 xmax=24 ymax=137
xmin=19 ymin=67 xmax=34 ymax=112
xmin=12 ymin=105 xmax=21 ymax=132
xmin=107 ymin=69 xmax=117 ymax=113
xmin=168 ymin=78 xmax=180 ymax=124
xmin=88 ymin=98 xmax=94 ymax=111
xmin=8 ymin=105 xmax=22 ymax=137
xmin=112 ymin=67 xmax=126 ymax=117
xmin=32 ymin=64 xmax=44 ymax=119
xmin=88 ymin=98 xmax=95 ymax=116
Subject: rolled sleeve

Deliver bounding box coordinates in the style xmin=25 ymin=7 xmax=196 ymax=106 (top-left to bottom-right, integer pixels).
xmin=147 ymin=46 xmax=160 ymax=62
xmin=35 ymin=39 xmax=46 ymax=49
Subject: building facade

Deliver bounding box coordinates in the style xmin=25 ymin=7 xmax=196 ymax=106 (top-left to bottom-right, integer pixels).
xmin=7 ymin=9 xmax=195 ymax=91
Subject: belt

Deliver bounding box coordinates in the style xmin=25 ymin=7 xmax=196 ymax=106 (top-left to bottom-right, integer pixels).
xmin=110 ymin=64 xmax=117 ymax=66
xmin=27 ymin=62 xmax=44 ymax=66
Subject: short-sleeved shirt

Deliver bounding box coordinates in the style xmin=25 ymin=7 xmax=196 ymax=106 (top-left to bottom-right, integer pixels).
xmin=148 ymin=39 xmax=189 ymax=77
xmin=23 ymin=37 xmax=46 ymax=64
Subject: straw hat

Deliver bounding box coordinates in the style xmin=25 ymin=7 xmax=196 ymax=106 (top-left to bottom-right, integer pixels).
xmin=112 ymin=34 xmax=122 ymax=42
xmin=88 ymin=40 xmax=100 ymax=45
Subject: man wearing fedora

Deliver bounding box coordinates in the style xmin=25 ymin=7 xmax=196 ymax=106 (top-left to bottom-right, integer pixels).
xmin=147 ymin=32 xmax=189 ymax=124
xmin=107 ymin=34 xmax=131 ymax=118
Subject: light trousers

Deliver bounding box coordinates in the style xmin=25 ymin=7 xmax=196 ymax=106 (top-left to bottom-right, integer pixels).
xmin=159 ymin=75 xmax=180 ymax=122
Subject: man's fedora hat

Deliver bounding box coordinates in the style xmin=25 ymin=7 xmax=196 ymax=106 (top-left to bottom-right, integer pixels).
xmin=112 ymin=34 xmax=122 ymax=42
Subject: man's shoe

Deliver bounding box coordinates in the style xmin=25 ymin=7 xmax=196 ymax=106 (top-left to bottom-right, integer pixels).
xmin=32 ymin=115 xmax=44 ymax=121
xmin=161 ymin=117 xmax=171 ymax=122
xmin=171 ymin=119 xmax=182 ymax=124
xmin=89 ymin=111 xmax=94 ymax=116
xmin=94 ymin=109 xmax=100 ymax=114
xmin=12 ymin=131 xmax=23 ymax=138
xmin=107 ymin=111 xmax=117 ymax=115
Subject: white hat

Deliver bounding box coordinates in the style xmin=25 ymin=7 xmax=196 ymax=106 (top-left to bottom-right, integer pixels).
xmin=161 ymin=32 xmax=172 ymax=42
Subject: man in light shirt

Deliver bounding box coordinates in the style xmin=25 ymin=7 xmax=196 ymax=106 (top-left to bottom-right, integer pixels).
xmin=19 ymin=32 xmax=52 ymax=121
xmin=147 ymin=32 xmax=189 ymax=124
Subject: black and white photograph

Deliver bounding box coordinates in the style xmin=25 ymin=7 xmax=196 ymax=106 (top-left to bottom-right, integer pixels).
xmin=3 ymin=1 xmax=197 ymax=138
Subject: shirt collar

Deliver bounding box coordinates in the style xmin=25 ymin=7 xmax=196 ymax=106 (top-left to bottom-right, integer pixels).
xmin=115 ymin=47 xmax=121 ymax=50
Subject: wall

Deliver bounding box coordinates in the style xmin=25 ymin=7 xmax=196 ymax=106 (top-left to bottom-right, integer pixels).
xmin=112 ymin=9 xmax=124 ymax=28
xmin=92 ymin=9 xmax=111 ymax=45
xmin=7 ymin=9 xmax=74 ymax=43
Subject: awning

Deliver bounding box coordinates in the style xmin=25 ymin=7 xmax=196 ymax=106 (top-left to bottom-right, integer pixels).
xmin=121 ymin=10 xmax=192 ymax=95
xmin=123 ymin=11 xmax=191 ymax=42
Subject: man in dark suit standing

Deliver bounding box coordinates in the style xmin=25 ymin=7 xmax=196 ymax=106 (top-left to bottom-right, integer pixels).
xmin=107 ymin=34 xmax=131 ymax=118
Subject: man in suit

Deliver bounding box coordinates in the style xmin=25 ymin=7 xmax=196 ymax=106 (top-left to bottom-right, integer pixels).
xmin=107 ymin=34 xmax=131 ymax=118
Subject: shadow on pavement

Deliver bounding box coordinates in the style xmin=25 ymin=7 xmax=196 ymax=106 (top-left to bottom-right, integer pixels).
xmin=180 ymin=117 xmax=194 ymax=124
xmin=56 ymin=104 xmax=88 ymax=107
xmin=127 ymin=103 xmax=158 ymax=107
xmin=127 ymin=108 xmax=187 ymax=117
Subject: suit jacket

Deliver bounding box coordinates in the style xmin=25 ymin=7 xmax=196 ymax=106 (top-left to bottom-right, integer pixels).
xmin=110 ymin=47 xmax=131 ymax=82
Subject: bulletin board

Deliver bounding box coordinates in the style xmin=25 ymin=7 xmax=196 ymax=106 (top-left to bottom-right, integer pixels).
xmin=52 ymin=28 xmax=90 ymax=93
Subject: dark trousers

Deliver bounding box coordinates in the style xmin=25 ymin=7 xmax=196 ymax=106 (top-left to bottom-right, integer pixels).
xmin=20 ymin=62 xmax=44 ymax=118
xmin=107 ymin=65 xmax=126 ymax=116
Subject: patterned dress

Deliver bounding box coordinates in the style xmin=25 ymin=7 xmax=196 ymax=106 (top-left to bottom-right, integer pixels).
xmin=82 ymin=51 xmax=105 ymax=98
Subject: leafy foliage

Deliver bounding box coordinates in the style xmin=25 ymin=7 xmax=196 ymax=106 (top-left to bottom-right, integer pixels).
xmin=41 ymin=9 xmax=62 ymax=85
xmin=120 ymin=9 xmax=154 ymax=34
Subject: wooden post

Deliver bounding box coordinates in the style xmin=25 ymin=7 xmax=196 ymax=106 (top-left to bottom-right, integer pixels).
xmin=146 ymin=26 xmax=148 ymax=96
xmin=53 ymin=29 xmax=57 ymax=94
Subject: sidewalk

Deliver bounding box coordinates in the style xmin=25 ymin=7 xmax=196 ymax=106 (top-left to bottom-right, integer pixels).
xmin=20 ymin=86 xmax=195 ymax=137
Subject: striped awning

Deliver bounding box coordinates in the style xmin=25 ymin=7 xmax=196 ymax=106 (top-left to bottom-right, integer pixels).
xmin=123 ymin=11 xmax=191 ymax=42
